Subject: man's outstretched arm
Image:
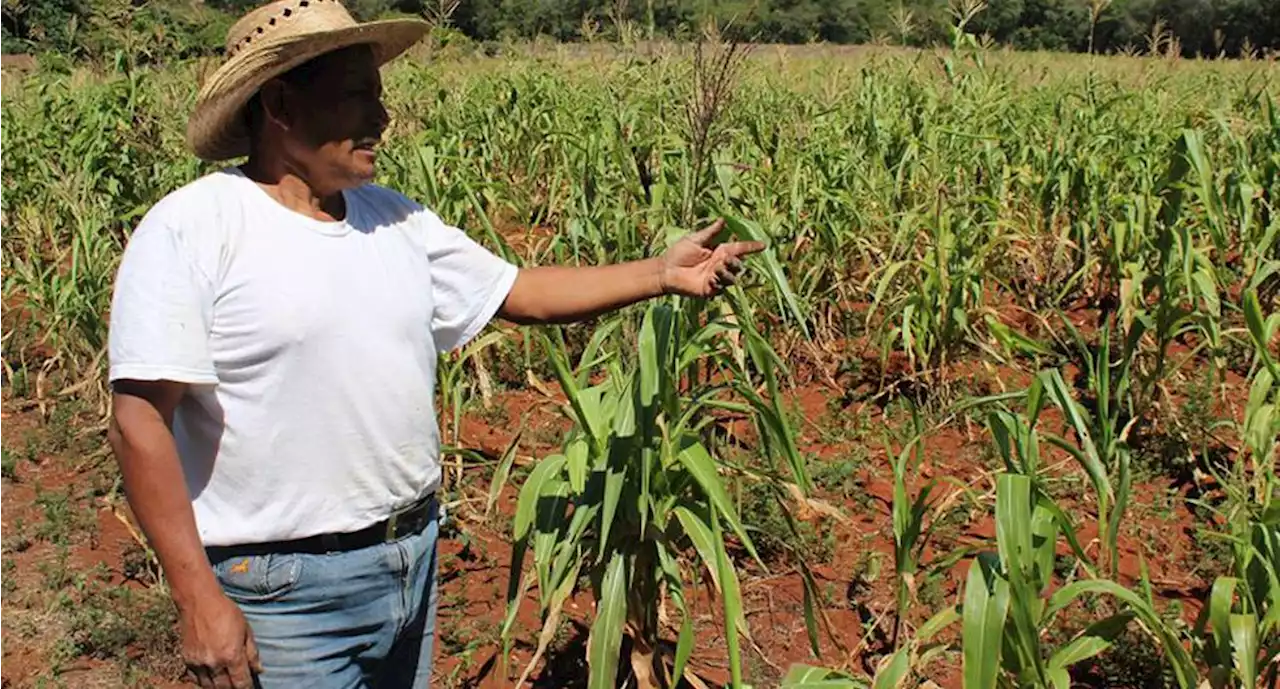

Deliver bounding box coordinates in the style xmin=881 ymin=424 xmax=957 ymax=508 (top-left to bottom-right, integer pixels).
xmin=498 ymin=219 xmax=764 ymax=325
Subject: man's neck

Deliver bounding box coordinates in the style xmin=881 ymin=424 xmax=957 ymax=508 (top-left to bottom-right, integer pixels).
xmin=241 ymin=157 xmax=347 ymax=222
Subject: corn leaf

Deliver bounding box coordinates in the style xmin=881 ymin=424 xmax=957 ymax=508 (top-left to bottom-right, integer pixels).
xmin=962 ymin=553 xmax=1009 ymax=689
xmin=1230 ymin=612 xmax=1259 ymax=686
xmin=486 ymin=431 xmax=523 ymax=518
xmin=1042 ymin=371 xmax=1112 ymax=505
xmin=514 ymin=454 xmax=567 ymax=543
xmin=1244 ymin=289 xmax=1280 ymax=379
xmin=674 ymin=505 xmax=723 ymax=590
xmin=1208 ymin=576 xmax=1239 ymax=660
xmin=639 ymin=303 xmax=660 ymax=407
xmin=597 ymin=439 xmax=630 ymax=560
xmin=779 ymin=665 xmax=861 ymax=688
xmin=1047 ymin=612 xmax=1133 ymax=671
xmin=586 ymin=553 xmax=627 ymax=689
xmin=676 ymin=438 xmax=764 ymax=569
xmin=1044 ymin=580 xmax=1198 ymax=687
xmin=720 ymin=214 xmax=809 ymax=337
xmin=871 ymin=647 xmax=911 ymax=689
xmin=673 ymin=605 xmax=695 ymax=685
xmin=711 ymin=506 xmax=747 ymax=686
xmin=566 ymin=437 xmax=589 ymax=494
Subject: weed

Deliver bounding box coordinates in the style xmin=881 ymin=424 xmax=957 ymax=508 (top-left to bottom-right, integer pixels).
xmin=66 ymin=584 xmax=180 ymax=664
xmin=1188 ymin=526 xmax=1234 ymax=580
xmin=120 ymin=540 xmax=160 ymax=586
xmin=917 ymin=572 xmax=946 ymax=610
xmin=7 ymin=365 xmax=30 ymax=398
xmin=32 ymin=665 xmax=67 ymax=681
xmin=525 ymin=420 xmax=564 ymax=449
xmin=2 ymin=557 xmax=18 ymax=597
xmin=13 ymin=616 xmax=39 ymax=639
xmin=2 ymin=448 xmax=17 ymax=481
xmin=35 ymin=484 xmax=74 ymax=545
xmin=6 ymin=517 xmax=34 ymax=553
xmin=1072 ymin=624 xmax=1176 ymax=688
xmin=808 ymin=452 xmax=864 ymax=499
xmin=39 ymin=545 xmax=76 ymax=591
xmin=35 ymin=487 xmax=90 ymax=546
xmin=741 ymin=480 xmax=831 ymax=563
xmin=474 ymin=400 xmax=511 ymax=427
xmin=45 ymin=398 xmax=85 ymax=455
xmin=439 ymin=615 xmax=499 ymax=684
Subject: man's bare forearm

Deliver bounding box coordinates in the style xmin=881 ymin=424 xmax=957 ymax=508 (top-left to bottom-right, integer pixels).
xmin=499 ymin=258 xmax=666 ymax=325
xmin=109 ymin=394 xmax=221 ymax=611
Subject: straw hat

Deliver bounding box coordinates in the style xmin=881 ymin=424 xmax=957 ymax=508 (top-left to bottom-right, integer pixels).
xmin=187 ymin=0 xmax=428 ymax=161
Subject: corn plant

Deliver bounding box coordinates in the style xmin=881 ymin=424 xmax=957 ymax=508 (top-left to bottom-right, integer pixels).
xmin=883 ymin=404 xmax=976 ymax=649
xmin=874 ymin=472 xmax=1198 ymax=688
xmin=779 ymin=602 xmax=960 ymax=688
xmin=982 ymin=373 xmax=1096 ymax=576
xmin=1194 ymin=289 xmax=1280 ymax=688
xmin=866 ymin=200 xmax=1002 ymax=391
xmin=436 ymin=330 xmax=510 ymax=493
xmin=502 ymin=298 xmax=789 ymax=689
xmin=1039 ymin=323 xmax=1135 ymax=580
xmin=957 ymin=472 xmax=1198 ymax=689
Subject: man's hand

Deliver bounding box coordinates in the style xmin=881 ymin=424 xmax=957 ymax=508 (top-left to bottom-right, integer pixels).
xmin=659 ymin=219 xmax=766 ymax=298
xmin=180 ymin=590 xmax=263 ymax=689
xmin=498 ymin=218 xmax=766 ymax=325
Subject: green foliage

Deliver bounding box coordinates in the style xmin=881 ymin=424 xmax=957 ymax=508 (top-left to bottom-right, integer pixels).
xmin=2 ymin=32 xmax=1278 ymax=687
xmin=5 ymin=0 xmax=1278 ymax=62
xmin=60 ymin=584 xmax=179 ymax=664
xmin=1 ymin=448 xmax=15 ymax=481
xmin=501 ymin=294 xmax=806 ymax=686
xmin=2 ymin=0 xmax=234 ymax=63
xmin=1 ymin=558 xmax=17 ymax=598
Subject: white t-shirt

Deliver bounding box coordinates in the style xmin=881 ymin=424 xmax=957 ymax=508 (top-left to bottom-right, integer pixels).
xmin=108 ymin=168 xmax=519 ymax=547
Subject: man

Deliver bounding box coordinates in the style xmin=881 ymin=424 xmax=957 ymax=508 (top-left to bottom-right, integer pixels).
xmin=106 ymin=2 xmax=762 ymax=688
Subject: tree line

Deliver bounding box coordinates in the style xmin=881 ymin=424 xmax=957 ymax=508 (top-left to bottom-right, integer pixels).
xmin=444 ymin=0 xmax=1280 ymax=57
xmin=3 ymin=0 xmax=1278 ymax=62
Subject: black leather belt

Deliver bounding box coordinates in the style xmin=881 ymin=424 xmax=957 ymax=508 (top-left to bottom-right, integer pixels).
xmin=206 ymin=492 xmax=437 ymax=562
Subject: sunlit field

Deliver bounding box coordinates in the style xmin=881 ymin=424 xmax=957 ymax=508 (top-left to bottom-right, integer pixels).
xmin=2 ymin=33 xmax=1277 ymax=688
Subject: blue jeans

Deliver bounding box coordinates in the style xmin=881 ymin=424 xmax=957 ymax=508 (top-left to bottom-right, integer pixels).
xmin=209 ymin=501 xmax=440 ymax=688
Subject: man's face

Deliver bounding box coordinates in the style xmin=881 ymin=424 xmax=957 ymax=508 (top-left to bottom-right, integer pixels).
xmin=270 ymin=45 xmax=389 ymax=190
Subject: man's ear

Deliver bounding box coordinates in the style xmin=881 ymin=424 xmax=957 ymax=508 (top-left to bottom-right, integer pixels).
xmin=258 ymin=79 xmax=292 ymax=132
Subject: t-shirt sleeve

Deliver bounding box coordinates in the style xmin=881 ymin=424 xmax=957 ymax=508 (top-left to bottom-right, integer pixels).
xmin=108 ymin=217 xmax=218 ymax=385
xmin=422 ymin=212 xmax=519 ymax=353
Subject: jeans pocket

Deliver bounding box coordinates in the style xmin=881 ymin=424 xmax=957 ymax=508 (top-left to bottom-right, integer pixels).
xmin=213 ymin=553 xmax=303 ymax=603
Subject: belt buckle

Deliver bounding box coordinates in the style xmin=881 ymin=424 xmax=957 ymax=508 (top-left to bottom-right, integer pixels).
xmin=385 ymin=493 xmax=431 ymax=543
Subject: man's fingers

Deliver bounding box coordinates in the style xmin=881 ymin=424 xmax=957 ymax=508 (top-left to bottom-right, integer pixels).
xmin=192 ymin=667 xmax=216 ymax=689
xmin=229 ymin=660 xmax=256 ymax=689
xmin=722 ymin=240 xmax=765 ymax=257
xmin=714 ymin=266 xmax=738 ymax=287
xmin=212 ymin=666 xmax=237 ymax=689
xmin=246 ymin=632 xmax=264 ymax=674
xmin=688 ymin=218 xmax=726 ymax=245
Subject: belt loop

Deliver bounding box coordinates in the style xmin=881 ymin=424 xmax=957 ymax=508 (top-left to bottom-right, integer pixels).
xmin=385 ymin=512 xmax=399 ymax=542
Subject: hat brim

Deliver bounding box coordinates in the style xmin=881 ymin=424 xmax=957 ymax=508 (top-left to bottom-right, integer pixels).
xmin=186 ymin=18 xmax=428 ymax=162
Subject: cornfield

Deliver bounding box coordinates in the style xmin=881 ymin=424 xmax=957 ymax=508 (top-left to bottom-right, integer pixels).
xmin=2 ymin=28 xmax=1278 ymax=689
